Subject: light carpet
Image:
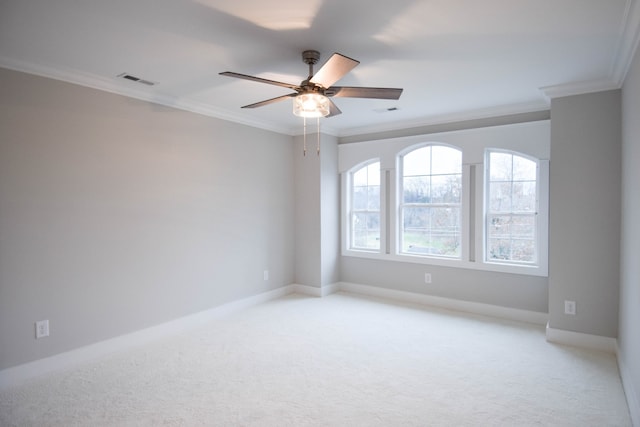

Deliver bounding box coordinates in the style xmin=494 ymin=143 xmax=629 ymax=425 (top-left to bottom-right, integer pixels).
xmin=0 ymin=292 xmax=631 ymax=426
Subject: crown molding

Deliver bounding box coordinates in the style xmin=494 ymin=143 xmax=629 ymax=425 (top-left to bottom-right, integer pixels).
xmin=539 ymin=79 xmax=621 ymax=101
xmin=611 ymin=0 xmax=640 ymax=85
xmin=0 ymin=56 xmax=295 ymax=136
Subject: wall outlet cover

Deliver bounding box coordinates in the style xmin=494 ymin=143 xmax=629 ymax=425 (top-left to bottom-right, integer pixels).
xmin=35 ymin=319 xmax=49 ymax=339
xmin=564 ymin=300 xmax=576 ymax=315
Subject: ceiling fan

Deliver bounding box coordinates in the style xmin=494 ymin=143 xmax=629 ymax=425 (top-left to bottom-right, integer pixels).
xmin=220 ymin=50 xmax=403 ymax=118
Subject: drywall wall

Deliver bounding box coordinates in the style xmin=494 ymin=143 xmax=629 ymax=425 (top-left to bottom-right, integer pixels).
xmin=619 ymin=43 xmax=640 ymax=423
xmin=548 ymin=90 xmax=621 ymax=338
xmin=293 ymin=133 xmax=340 ymax=288
xmin=320 ymin=135 xmax=340 ymax=286
xmin=338 ymin=121 xmax=550 ymax=313
xmin=0 ymin=68 xmax=295 ymax=370
xmin=341 ymin=258 xmax=548 ymax=312
xmin=293 ymin=135 xmax=321 ymax=287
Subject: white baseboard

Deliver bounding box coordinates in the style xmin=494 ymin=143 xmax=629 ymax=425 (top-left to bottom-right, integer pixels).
xmin=336 ymin=281 xmax=548 ymax=326
xmin=320 ymin=282 xmax=341 ymax=296
xmin=291 ymin=283 xmax=323 ymax=297
xmin=291 ymin=283 xmax=340 ymax=297
xmin=617 ymin=342 xmax=640 ymax=426
xmin=545 ymin=323 xmax=617 ymax=353
xmin=0 ymin=285 xmax=295 ymax=390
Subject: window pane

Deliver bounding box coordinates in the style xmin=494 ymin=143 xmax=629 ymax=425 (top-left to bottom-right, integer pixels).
xmin=511 ymin=239 xmax=535 ymax=262
xmin=367 ymin=163 xmax=380 ymax=186
xmin=511 ymin=214 xmax=536 ymax=238
xmin=353 ymin=212 xmax=380 ymax=249
xmin=431 ymin=146 xmax=462 ymax=175
xmin=353 ymin=186 xmax=367 ymax=210
xmin=402 ymin=207 xmax=429 ymax=253
xmin=489 ymin=152 xmax=513 ymax=181
xmin=403 ymin=147 xmax=430 ymax=176
xmin=353 ymin=167 xmax=368 ymax=186
xmin=401 ymin=145 xmax=462 ymax=259
xmin=350 ymin=161 xmax=380 ymax=251
xmin=431 ymin=174 xmax=461 ymax=204
xmin=367 ymin=185 xmax=380 ymax=210
xmin=486 ymin=150 xmax=538 ymax=264
xmin=488 ymin=238 xmax=512 ymax=260
xmin=430 ymin=207 xmax=461 ymax=256
xmin=403 ymin=176 xmax=430 ymax=203
xmin=513 ymin=156 xmax=536 ymax=180
xmin=403 ymin=206 xmax=429 ymax=229
xmin=512 ymin=181 xmax=536 ymax=212
xmin=488 ymin=214 xmax=512 ymax=238
xmin=402 ymin=206 xmax=460 ymax=257
xmin=489 ymin=182 xmax=512 ymax=212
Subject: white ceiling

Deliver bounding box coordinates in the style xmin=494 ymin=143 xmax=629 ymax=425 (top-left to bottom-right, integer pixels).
xmin=1 ymin=0 xmax=639 ymax=136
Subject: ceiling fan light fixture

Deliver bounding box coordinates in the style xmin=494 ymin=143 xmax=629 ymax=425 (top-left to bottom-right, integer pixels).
xmin=293 ymin=93 xmax=330 ymax=118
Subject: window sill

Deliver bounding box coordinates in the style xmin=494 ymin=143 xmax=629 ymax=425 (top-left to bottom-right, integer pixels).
xmin=342 ymin=249 xmax=548 ymax=277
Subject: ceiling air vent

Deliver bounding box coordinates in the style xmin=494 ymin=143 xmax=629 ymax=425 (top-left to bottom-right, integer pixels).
xmin=374 ymin=107 xmax=400 ymax=113
xmin=117 ymin=73 xmax=156 ymax=86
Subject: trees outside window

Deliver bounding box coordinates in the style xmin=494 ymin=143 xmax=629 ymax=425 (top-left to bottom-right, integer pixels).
xmin=400 ymin=145 xmax=462 ymax=258
xmin=350 ymin=161 xmax=380 ymax=251
xmin=486 ymin=150 xmax=538 ymax=264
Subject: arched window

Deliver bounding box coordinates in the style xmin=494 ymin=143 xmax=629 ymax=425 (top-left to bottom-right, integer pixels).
xmin=485 ymin=150 xmax=538 ymax=264
xmin=349 ymin=161 xmax=380 ymax=251
xmin=399 ymin=145 xmax=462 ymax=258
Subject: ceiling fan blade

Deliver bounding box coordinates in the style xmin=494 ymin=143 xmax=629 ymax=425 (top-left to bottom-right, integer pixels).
xmin=327 ymin=99 xmax=342 ymax=117
xmin=241 ymin=93 xmax=297 ymax=109
xmin=220 ymin=72 xmax=300 ymax=90
xmin=309 ymin=53 xmax=359 ymax=88
xmin=326 ymin=86 xmax=403 ymax=100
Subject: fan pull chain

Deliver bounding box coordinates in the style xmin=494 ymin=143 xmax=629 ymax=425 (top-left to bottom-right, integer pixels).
xmin=303 ymin=116 xmax=307 ymax=156
xmin=317 ymin=117 xmax=320 ymax=156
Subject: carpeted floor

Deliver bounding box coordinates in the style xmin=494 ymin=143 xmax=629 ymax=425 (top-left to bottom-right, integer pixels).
xmin=0 ymin=292 xmax=631 ymax=426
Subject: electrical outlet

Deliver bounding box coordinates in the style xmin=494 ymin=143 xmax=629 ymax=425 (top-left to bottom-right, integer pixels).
xmin=35 ymin=320 xmax=49 ymax=339
xmin=564 ymin=300 xmax=576 ymax=315
xmin=424 ymin=273 xmax=432 ymax=284
xmin=263 ymin=270 xmax=269 ymax=281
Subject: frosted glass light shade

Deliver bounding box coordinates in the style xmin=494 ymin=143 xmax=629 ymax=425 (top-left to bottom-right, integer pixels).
xmin=293 ymin=93 xmax=330 ymax=118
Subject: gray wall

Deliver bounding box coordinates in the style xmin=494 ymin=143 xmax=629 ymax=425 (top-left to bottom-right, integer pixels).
xmin=0 ymin=68 xmax=295 ymax=370
xmin=619 ymin=43 xmax=640 ymax=421
xmin=320 ymin=134 xmax=340 ymax=286
xmin=293 ymin=135 xmax=321 ymax=287
xmin=293 ymin=133 xmax=340 ymax=288
xmin=340 ymin=259 xmax=548 ymax=312
xmin=548 ymin=90 xmax=621 ymax=338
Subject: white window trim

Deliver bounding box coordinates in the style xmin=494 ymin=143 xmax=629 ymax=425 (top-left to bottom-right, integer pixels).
xmin=483 ymin=150 xmax=547 ymax=271
xmin=342 ymin=160 xmax=385 ymax=257
xmin=339 ymin=121 xmax=550 ymax=277
xmin=395 ymin=143 xmax=466 ymax=260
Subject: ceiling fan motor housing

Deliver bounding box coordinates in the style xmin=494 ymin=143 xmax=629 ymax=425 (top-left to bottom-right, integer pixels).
xmin=302 ymin=50 xmax=321 ymax=65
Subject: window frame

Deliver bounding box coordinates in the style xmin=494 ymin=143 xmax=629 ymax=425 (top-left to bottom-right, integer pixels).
xmin=339 ymin=121 xmax=550 ymax=277
xmin=397 ymin=143 xmax=464 ymax=260
xmin=484 ymin=149 xmax=539 ymax=266
xmin=348 ymin=160 xmax=382 ymax=252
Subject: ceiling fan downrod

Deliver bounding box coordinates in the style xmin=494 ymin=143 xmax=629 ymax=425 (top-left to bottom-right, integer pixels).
xmin=302 ymin=50 xmax=321 ymax=79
